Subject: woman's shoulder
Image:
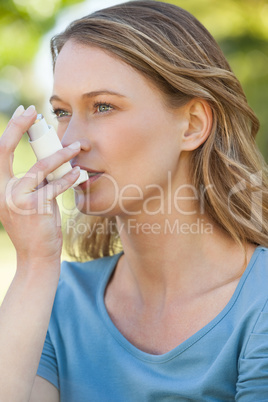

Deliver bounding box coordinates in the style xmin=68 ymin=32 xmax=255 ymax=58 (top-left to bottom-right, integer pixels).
xmin=249 ymin=246 xmax=268 ymax=273
xmin=55 ymin=252 xmax=122 ymax=299
xmin=239 ymin=246 xmax=268 ymax=307
xmin=61 ymin=252 xmax=121 ymax=277
xmin=244 ymin=246 xmax=268 ymax=285
xmin=237 ymin=247 xmax=268 ymax=389
xmin=46 ymin=253 xmax=122 ymax=347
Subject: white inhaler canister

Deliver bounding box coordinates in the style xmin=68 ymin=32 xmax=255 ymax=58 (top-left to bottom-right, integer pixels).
xmin=27 ymin=114 xmax=88 ymax=187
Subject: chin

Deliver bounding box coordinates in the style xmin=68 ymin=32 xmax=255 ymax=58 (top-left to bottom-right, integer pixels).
xmin=74 ymin=191 xmax=119 ymax=217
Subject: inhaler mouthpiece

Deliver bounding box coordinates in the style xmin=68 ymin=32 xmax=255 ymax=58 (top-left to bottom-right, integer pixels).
xmin=27 ymin=114 xmax=88 ymax=187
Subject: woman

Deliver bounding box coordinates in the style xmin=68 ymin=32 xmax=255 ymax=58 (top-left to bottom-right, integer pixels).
xmin=0 ymin=1 xmax=268 ymax=400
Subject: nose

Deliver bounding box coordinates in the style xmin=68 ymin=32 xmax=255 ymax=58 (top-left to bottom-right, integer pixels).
xmin=60 ymin=118 xmax=91 ymax=152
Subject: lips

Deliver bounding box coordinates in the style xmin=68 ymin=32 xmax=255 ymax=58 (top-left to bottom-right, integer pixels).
xmin=72 ymin=164 xmax=103 ymax=175
xmin=87 ymin=171 xmax=103 ymax=178
xmin=72 ymin=164 xmax=104 ymax=187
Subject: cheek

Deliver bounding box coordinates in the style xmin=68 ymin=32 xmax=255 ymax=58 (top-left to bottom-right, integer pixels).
xmin=103 ymin=128 xmax=178 ymax=190
xmin=94 ymin=116 xmax=147 ymax=166
xmin=102 ymin=110 xmax=169 ymax=156
xmin=93 ymin=107 xmax=180 ymax=183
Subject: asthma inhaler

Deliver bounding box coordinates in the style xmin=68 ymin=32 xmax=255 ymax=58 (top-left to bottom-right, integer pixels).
xmin=27 ymin=114 xmax=88 ymax=187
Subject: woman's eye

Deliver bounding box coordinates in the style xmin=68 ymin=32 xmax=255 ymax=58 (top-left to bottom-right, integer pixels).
xmin=95 ymin=103 xmax=113 ymax=113
xmin=52 ymin=109 xmax=71 ymax=119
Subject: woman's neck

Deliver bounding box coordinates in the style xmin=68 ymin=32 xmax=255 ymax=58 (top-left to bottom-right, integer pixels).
xmin=115 ymin=212 xmax=254 ymax=307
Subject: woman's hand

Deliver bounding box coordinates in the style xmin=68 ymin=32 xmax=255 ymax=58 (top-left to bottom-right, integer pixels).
xmin=0 ymin=106 xmax=81 ymax=401
xmin=0 ymin=105 xmax=81 ymax=265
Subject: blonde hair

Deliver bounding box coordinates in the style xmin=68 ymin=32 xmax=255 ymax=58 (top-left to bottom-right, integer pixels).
xmin=51 ymin=0 xmax=268 ymax=260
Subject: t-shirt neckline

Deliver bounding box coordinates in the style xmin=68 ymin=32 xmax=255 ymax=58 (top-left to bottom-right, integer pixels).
xmin=97 ymin=246 xmax=264 ymax=363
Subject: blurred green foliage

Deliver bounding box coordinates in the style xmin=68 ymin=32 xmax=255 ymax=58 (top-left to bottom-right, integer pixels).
xmin=0 ymin=0 xmax=86 ymax=67
xmin=0 ymin=0 xmax=85 ymax=114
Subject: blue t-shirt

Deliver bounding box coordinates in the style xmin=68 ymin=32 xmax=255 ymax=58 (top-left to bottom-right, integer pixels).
xmin=37 ymin=246 xmax=268 ymax=401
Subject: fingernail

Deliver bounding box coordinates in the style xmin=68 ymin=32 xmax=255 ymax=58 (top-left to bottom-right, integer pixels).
xmin=23 ymin=105 xmax=36 ymax=116
xmin=68 ymin=141 xmax=81 ymax=150
xmin=71 ymin=166 xmax=80 ymax=174
xmin=12 ymin=105 xmax=25 ymax=119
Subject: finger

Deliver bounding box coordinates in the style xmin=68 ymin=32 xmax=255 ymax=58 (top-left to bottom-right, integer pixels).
xmin=36 ymin=166 xmax=81 ymax=206
xmin=1 ymin=105 xmax=37 ymax=151
xmin=0 ymin=106 xmax=25 ymax=179
xmin=4 ymin=105 xmax=25 ymax=130
xmin=16 ymin=142 xmax=82 ymax=193
xmin=0 ymin=105 xmax=37 ymax=177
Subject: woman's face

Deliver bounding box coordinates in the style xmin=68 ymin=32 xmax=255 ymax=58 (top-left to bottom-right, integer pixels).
xmin=51 ymin=40 xmax=188 ymax=216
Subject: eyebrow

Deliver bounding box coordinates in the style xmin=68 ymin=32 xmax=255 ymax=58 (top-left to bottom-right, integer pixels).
xmin=49 ymin=90 xmax=127 ymax=103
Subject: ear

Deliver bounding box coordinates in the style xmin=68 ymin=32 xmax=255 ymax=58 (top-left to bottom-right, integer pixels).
xmin=181 ymin=99 xmax=212 ymax=151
